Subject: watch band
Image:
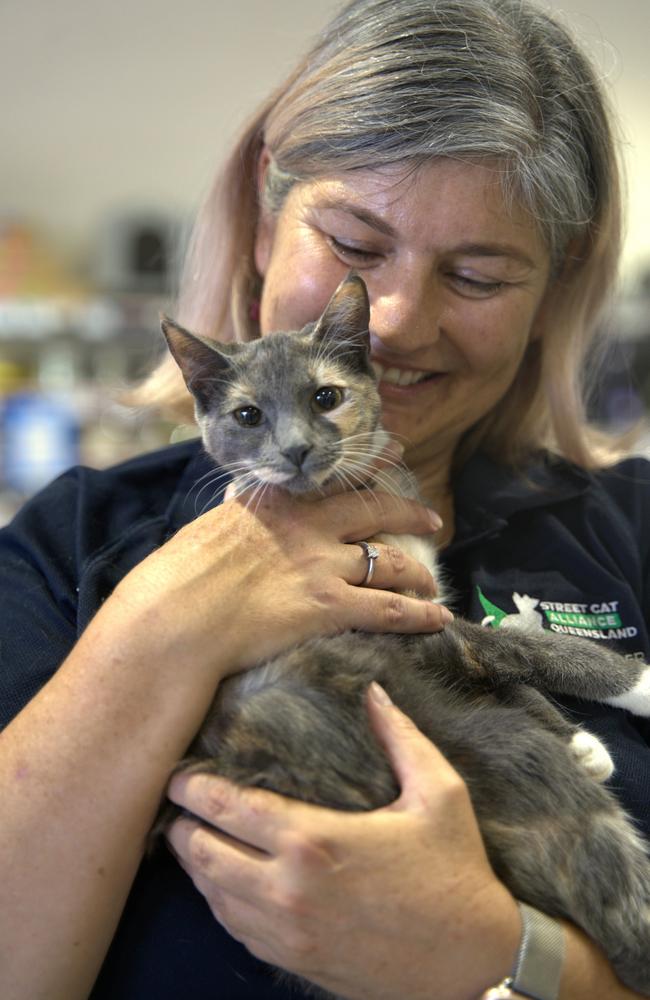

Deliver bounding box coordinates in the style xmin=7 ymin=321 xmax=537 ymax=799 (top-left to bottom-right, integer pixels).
xmin=480 ymin=901 xmax=565 ymax=1000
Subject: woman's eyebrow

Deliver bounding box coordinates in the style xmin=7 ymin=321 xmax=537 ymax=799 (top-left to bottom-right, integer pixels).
xmin=312 ymin=197 xmax=397 ymax=238
xmin=453 ymin=242 xmax=537 ymax=268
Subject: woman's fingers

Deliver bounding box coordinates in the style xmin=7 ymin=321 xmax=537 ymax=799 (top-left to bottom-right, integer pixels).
xmin=340 ymin=586 xmax=453 ymax=633
xmin=319 ymin=490 xmax=443 ymax=542
xmin=166 ymin=770 xmax=329 ymax=854
xmin=347 ymin=539 xmax=438 ymax=596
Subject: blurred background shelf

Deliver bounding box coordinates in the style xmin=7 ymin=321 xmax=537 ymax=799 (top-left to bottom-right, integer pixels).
xmin=0 ymin=221 xmax=195 ymax=524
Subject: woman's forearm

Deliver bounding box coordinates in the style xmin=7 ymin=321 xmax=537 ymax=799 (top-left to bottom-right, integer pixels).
xmin=556 ymin=920 xmax=645 ymax=1000
xmin=0 ymin=590 xmax=235 ymax=1000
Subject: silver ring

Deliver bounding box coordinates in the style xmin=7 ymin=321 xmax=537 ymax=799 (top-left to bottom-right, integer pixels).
xmin=357 ymin=541 xmax=380 ymax=586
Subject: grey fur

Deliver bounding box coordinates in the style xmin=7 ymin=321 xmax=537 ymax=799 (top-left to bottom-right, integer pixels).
xmin=158 ymin=275 xmax=650 ymax=997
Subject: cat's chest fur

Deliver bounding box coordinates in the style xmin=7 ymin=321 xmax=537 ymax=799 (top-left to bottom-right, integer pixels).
xmin=365 ymin=429 xmax=444 ymax=602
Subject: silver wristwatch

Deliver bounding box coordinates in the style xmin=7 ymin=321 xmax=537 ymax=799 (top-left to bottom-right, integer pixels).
xmin=480 ymin=901 xmax=566 ymax=1000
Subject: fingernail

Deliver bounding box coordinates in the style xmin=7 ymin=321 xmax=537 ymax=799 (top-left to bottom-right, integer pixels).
xmin=369 ymin=681 xmax=393 ymax=706
xmin=440 ymin=606 xmax=454 ymax=624
xmin=428 ymin=510 xmax=443 ymax=531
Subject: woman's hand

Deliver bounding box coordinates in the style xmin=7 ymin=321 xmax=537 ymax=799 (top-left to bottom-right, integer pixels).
xmin=112 ymin=484 xmax=450 ymax=679
xmin=165 ymin=685 xmax=520 ymax=1000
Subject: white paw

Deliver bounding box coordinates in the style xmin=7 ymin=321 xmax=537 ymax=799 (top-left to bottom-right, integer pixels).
xmin=570 ymin=730 xmax=615 ymax=782
xmin=605 ymin=667 xmax=650 ymax=716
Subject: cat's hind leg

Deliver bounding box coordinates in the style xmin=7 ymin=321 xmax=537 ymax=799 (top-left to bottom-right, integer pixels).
xmin=568 ymin=730 xmax=615 ymax=781
xmin=501 ymin=684 xmax=614 ymax=782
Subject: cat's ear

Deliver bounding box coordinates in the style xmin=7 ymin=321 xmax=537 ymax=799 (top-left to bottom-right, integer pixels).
xmin=311 ymin=273 xmax=370 ymax=361
xmin=161 ymin=316 xmax=235 ymax=409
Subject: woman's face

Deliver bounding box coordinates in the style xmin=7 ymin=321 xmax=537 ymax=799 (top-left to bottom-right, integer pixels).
xmin=254 ymin=159 xmax=552 ymax=464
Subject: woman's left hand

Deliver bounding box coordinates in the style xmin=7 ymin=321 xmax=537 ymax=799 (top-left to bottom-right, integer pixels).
xmin=166 ymin=685 xmax=520 ymax=1000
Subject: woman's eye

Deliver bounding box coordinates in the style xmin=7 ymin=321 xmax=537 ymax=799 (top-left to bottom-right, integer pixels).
xmin=328 ymin=237 xmax=379 ymax=265
xmin=449 ymin=274 xmax=506 ymax=297
xmin=233 ymin=405 xmax=262 ymax=427
xmin=313 ymin=386 xmax=343 ymax=411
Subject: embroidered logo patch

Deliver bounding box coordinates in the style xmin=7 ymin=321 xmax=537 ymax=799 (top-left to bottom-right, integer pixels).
xmin=477 ymin=588 xmax=638 ymax=641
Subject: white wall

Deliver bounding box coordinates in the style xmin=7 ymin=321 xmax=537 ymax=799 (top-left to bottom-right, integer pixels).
xmin=2 ymin=0 xmax=648 ymax=281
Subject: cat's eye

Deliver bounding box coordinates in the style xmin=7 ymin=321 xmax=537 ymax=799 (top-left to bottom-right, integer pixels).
xmin=313 ymin=386 xmax=343 ymax=412
xmin=233 ymin=405 xmax=262 ymax=427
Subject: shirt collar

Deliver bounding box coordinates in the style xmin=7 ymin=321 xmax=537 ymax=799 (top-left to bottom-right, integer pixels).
xmin=448 ymin=451 xmax=590 ymax=555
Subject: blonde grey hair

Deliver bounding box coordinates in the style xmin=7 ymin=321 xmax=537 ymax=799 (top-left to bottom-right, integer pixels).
xmin=138 ymin=0 xmax=625 ymax=469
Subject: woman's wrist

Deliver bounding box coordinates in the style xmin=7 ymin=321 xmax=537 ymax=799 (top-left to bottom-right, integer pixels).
xmin=422 ymin=882 xmax=521 ymax=1000
xmin=479 ymin=909 xmax=645 ymax=1000
xmin=462 ymin=887 xmax=522 ymax=1000
xmin=480 ymin=902 xmax=565 ymax=1000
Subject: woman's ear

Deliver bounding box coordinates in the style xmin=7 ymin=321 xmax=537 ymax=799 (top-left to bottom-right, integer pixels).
xmin=254 ymin=146 xmax=275 ymax=277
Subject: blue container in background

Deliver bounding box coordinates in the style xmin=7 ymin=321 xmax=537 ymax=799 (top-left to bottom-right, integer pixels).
xmin=1 ymin=391 xmax=80 ymax=495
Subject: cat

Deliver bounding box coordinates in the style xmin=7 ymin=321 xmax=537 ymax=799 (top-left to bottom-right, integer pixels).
xmin=157 ymin=274 xmax=650 ymax=997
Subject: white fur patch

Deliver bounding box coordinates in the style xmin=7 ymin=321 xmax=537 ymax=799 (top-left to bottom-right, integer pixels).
xmin=231 ymin=660 xmax=288 ymax=699
xmin=605 ymin=668 xmax=650 ymax=716
xmin=375 ymin=530 xmax=444 ymax=603
xmin=570 ymin=730 xmax=615 ymax=782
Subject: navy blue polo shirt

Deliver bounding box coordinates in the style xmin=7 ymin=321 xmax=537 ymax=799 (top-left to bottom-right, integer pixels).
xmin=1 ymin=439 xmax=649 ymax=998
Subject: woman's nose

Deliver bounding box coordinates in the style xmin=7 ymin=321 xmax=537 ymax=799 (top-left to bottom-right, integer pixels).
xmin=369 ymin=276 xmax=443 ymax=352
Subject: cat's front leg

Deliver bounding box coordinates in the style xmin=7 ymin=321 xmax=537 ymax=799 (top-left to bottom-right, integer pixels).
xmin=603 ymin=668 xmax=650 ymax=714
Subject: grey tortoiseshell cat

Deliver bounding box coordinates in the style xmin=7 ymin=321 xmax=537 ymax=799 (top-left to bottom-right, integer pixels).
xmin=159 ymin=275 xmax=650 ymax=996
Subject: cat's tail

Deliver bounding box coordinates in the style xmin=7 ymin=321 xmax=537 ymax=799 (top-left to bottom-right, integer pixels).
xmin=569 ymin=807 xmax=650 ymax=995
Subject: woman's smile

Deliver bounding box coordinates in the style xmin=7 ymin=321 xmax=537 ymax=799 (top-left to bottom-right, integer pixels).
xmin=370 ymin=358 xmax=445 ymax=388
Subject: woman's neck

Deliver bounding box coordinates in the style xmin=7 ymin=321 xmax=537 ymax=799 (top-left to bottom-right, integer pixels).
xmin=404 ymin=441 xmax=456 ymax=548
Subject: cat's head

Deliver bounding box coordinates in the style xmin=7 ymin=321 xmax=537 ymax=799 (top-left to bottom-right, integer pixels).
xmin=162 ymin=274 xmax=385 ymax=495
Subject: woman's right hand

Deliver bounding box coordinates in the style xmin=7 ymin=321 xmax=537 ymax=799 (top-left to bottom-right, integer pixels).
xmin=111 ymin=485 xmax=450 ymax=679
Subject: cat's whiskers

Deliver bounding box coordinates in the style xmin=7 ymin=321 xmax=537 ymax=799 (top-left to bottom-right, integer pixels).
xmin=340 ymin=451 xmax=410 ymax=495
xmin=326 ymin=468 xmax=377 ymax=516
xmin=192 ymin=462 xmax=254 ymax=515
xmin=235 ymin=476 xmax=272 ymax=517
xmin=334 ymin=457 xmax=407 ymax=507
xmin=229 ymin=470 xmax=262 ymax=500
xmin=186 ymin=466 xmax=234 ymax=514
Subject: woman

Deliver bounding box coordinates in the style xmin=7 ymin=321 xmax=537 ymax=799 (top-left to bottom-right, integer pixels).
xmin=1 ymin=1 xmax=648 ymax=998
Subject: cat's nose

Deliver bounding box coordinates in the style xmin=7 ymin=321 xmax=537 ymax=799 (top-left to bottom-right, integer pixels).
xmin=281 ymin=444 xmax=313 ymax=469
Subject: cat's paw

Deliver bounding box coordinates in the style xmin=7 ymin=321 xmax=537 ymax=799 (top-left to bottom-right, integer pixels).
xmin=605 ymin=667 xmax=650 ymax=716
xmin=570 ymin=730 xmax=615 ymax=782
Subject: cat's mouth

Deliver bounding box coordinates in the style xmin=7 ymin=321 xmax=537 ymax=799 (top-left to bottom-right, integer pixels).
xmin=371 ymin=360 xmax=441 ymax=387
xmin=253 ymin=463 xmax=338 ymax=495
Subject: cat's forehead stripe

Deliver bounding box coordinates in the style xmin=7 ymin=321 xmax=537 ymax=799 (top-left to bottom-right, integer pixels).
xmin=311 ymin=359 xmax=350 ymax=387
xmin=224 ymin=379 xmax=259 ymax=407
